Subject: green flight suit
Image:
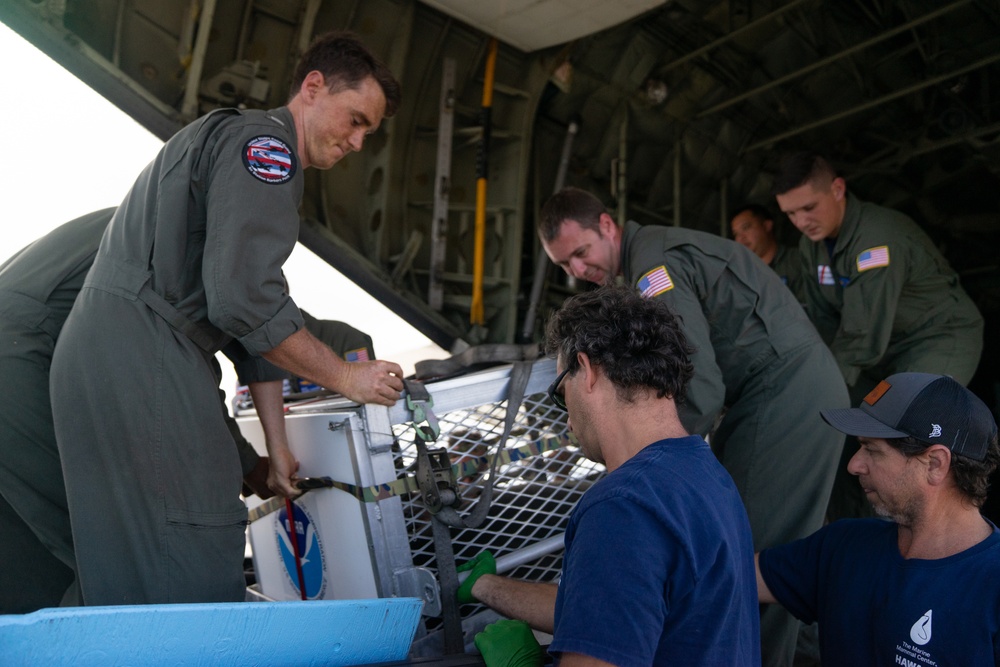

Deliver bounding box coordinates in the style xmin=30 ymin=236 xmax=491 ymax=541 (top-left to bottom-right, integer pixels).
xmin=621 ymin=221 xmax=849 ymax=667
xmin=800 ymin=194 xmax=982 ymax=385
xmin=800 ymin=194 xmax=984 ymax=521
xmin=0 ymin=209 xmax=113 ymax=612
xmin=50 ymin=107 xmax=307 ymax=605
xmin=0 ymin=209 xmax=275 ymax=613
xmin=770 ymin=244 xmax=806 ymax=305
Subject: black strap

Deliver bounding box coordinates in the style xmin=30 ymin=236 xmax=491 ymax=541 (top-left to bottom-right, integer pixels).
xmin=246 ymin=434 xmax=570 ymax=523
xmin=138 ymin=281 xmax=229 ymax=353
xmin=423 ymin=358 xmax=535 ymax=653
xmin=414 ymin=343 xmax=539 ymax=382
xmin=432 ymin=516 xmax=465 ymax=655
xmin=433 ymin=359 xmax=533 ymax=529
xmin=85 ymin=259 xmax=228 ymax=354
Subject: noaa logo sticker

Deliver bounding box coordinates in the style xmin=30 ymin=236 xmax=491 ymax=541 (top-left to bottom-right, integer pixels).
xmin=276 ymin=502 xmax=326 ymax=599
xmin=243 ymin=135 xmax=296 ymax=184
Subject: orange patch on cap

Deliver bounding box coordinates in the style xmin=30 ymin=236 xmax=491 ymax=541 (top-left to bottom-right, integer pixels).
xmin=864 ymin=380 xmax=892 ymax=406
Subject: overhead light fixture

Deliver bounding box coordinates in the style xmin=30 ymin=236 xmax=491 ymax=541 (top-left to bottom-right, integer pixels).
xmin=644 ymin=78 xmax=668 ymax=105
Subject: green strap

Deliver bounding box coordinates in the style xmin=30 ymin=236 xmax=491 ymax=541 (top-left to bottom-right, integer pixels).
xmin=247 ymin=434 xmax=572 ymax=523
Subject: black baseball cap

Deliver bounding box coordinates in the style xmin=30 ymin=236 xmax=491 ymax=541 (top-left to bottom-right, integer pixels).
xmin=820 ymin=372 xmax=997 ymax=461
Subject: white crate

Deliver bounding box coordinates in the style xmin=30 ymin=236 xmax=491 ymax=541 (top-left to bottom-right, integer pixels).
xmin=241 ymin=411 xmax=381 ymax=601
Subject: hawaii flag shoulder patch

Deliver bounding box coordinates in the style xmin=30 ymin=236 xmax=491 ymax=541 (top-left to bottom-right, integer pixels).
xmin=857 ymin=246 xmax=890 ymax=272
xmin=242 ymin=135 xmax=296 ymax=184
xmin=637 ymin=265 xmax=674 ymax=298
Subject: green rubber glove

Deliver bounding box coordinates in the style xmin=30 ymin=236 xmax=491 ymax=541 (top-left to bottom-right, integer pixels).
xmin=456 ymin=550 xmax=496 ymax=604
xmin=474 ymin=619 xmax=544 ymax=667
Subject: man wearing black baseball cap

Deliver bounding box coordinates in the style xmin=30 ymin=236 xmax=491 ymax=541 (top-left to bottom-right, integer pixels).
xmin=755 ymin=372 xmax=1000 ymax=665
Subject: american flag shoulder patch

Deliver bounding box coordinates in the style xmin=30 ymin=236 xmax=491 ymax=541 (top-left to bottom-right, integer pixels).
xmin=345 ymin=348 xmax=370 ymax=363
xmin=636 ymin=265 xmax=674 ymax=298
xmin=817 ymin=265 xmax=836 ymax=286
xmin=856 ymin=246 xmax=890 ymax=272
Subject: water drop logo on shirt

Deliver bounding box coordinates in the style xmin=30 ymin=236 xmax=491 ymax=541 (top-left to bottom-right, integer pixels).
xmin=276 ymin=502 xmax=326 ymax=599
xmin=909 ymin=609 xmax=932 ymax=646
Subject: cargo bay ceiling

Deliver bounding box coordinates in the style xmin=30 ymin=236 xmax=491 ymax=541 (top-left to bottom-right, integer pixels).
xmin=3 ymin=0 xmax=1000 ymax=360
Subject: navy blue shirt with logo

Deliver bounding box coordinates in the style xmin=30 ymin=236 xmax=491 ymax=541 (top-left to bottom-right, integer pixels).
xmin=759 ymin=518 xmax=1000 ymax=666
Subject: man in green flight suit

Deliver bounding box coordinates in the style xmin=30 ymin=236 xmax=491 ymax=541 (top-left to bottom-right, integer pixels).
xmin=730 ymin=203 xmax=806 ymax=304
xmin=772 ymin=151 xmax=984 ymax=521
xmin=49 ymin=32 xmax=404 ymax=606
xmin=538 ymin=187 xmax=849 ymax=667
xmin=0 ymin=209 xmax=278 ymax=613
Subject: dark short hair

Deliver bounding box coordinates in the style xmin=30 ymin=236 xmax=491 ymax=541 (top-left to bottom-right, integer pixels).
xmin=289 ymin=31 xmax=401 ymax=117
xmin=887 ymin=433 xmax=1000 ymax=508
xmin=543 ymin=285 xmax=694 ymax=404
xmin=730 ymin=203 xmax=773 ymax=224
xmin=538 ymin=187 xmax=608 ymax=242
xmin=770 ymin=151 xmax=838 ymax=196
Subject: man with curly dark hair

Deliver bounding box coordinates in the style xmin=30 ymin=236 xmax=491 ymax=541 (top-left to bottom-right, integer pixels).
xmin=757 ymin=372 xmax=1000 ymax=666
xmin=462 ymin=285 xmax=760 ymax=667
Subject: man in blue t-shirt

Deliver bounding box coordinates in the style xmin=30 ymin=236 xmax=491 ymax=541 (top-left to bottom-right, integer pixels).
xmin=757 ymin=372 xmax=1000 ymax=666
xmin=460 ymin=285 xmax=761 ymax=667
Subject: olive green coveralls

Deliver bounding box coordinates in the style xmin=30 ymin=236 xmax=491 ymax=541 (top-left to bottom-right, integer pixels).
xmin=621 ymin=221 xmax=849 ymax=667
xmin=0 ymin=209 xmax=319 ymax=613
xmin=0 ymin=209 xmax=113 ymax=612
xmin=799 ymin=194 xmax=984 ymax=520
xmin=50 ymin=107 xmax=308 ymax=605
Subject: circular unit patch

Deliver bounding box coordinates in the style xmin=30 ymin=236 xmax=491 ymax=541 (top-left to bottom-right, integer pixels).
xmin=242 ymin=135 xmax=296 ymax=184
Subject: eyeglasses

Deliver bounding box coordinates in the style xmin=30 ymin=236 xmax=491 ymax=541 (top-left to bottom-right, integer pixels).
xmin=547 ymin=367 xmax=570 ymax=412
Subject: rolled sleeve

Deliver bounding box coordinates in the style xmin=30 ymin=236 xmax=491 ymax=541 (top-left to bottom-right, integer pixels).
xmin=221 ymin=338 xmax=290 ymax=385
xmin=237 ymin=297 xmax=304 ymax=356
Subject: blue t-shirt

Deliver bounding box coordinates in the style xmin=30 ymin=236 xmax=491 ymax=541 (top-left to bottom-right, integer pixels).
xmin=759 ymin=518 xmax=1000 ymax=666
xmin=549 ymin=436 xmax=760 ymax=666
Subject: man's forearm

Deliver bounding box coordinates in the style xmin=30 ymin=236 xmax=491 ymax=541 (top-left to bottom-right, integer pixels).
xmin=262 ymin=328 xmax=347 ymax=393
xmin=247 ymin=379 xmax=299 ymax=498
xmin=247 ymin=380 xmax=289 ymax=458
xmin=262 ymin=328 xmax=403 ymax=406
xmin=473 ymin=576 xmax=558 ymax=634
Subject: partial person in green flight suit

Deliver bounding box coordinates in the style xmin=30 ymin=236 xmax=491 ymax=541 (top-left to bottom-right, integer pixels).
xmin=538 ymin=186 xmax=848 ymax=667
xmin=730 ymin=203 xmax=806 ymax=305
xmin=772 ymin=151 xmax=984 ymax=522
xmin=0 ymin=209 xmax=276 ymax=613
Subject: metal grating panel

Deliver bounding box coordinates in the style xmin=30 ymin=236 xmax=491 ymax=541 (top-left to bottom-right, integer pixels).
xmin=390 ymin=381 xmax=606 ymax=629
